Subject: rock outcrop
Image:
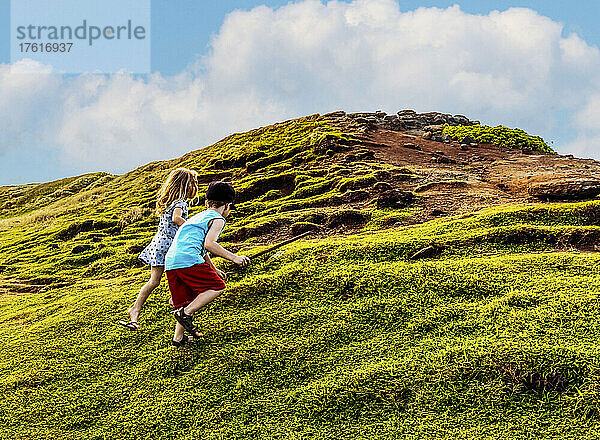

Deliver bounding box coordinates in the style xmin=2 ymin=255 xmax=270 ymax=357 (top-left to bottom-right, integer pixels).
xmin=326 ymin=109 xmax=480 ymax=132
xmin=528 ymin=178 xmax=600 ymax=200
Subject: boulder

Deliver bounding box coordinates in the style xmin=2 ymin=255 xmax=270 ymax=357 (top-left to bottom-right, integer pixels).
xmin=323 ymin=111 xmax=346 ymax=118
xmin=452 ymin=115 xmax=471 ymax=125
xmin=397 ymin=110 xmax=417 ymax=117
xmin=376 ymin=190 xmax=415 ymax=209
xmin=528 ymin=178 xmax=600 ymax=200
xmin=432 ymin=115 xmax=447 ymax=125
xmin=72 ymin=244 xmax=93 ymax=254
xmin=127 ymin=244 xmax=145 ymax=254
xmin=424 ymin=124 xmax=445 ymax=132
xmin=374 ymin=170 xmax=391 ymax=180
xmin=348 ymin=112 xmax=379 ymax=119
xmin=356 ymin=150 xmax=375 ymax=160
xmin=432 ymin=156 xmax=457 ymax=164
xmin=430 ymin=209 xmax=447 ymax=217
xmin=431 ymin=134 xmax=450 ymax=143
xmin=327 ymin=210 xmax=371 ymax=228
xmin=373 ymin=182 xmax=393 ymax=192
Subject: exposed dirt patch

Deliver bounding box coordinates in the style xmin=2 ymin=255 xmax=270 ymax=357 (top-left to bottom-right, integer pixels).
xmin=229 ymin=121 xmax=600 ymax=246
xmin=237 ymin=174 xmax=296 ymax=202
xmin=497 ymin=361 xmax=571 ymax=393
xmin=344 ymin=127 xmax=600 ymax=222
xmin=327 ymin=210 xmax=371 ymax=228
xmin=0 ymin=277 xmax=63 ymax=294
xmin=58 ymin=219 xmax=118 ymax=240
xmin=232 ymin=219 xmax=293 ymax=241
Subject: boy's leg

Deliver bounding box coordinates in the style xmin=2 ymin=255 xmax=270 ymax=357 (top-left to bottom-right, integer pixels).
xmin=173 ymin=322 xmax=186 ymax=342
xmin=174 ymin=289 xmax=224 ymax=338
xmin=183 ymin=289 xmax=225 ymax=316
xmin=168 ymin=268 xmax=204 ymax=338
xmin=172 ymin=264 xmax=226 ymax=336
xmin=128 ymin=266 xmax=164 ymax=325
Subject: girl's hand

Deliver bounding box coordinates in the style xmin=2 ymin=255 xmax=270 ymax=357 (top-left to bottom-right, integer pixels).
xmin=233 ymin=255 xmax=250 ymax=267
xmin=216 ymin=269 xmax=227 ymax=280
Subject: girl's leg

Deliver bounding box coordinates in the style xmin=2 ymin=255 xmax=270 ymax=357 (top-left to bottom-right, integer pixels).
xmin=128 ymin=266 xmax=164 ymax=326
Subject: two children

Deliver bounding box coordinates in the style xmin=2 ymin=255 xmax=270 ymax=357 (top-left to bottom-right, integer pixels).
xmin=166 ymin=181 xmax=250 ymax=346
xmin=119 ymin=167 xmax=198 ymax=330
xmin=120 ymin=173 xmax=249 ymax=347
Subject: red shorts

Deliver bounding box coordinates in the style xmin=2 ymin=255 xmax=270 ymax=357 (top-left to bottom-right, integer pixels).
xmin=166 ymin=263 xmax=226 ymax=309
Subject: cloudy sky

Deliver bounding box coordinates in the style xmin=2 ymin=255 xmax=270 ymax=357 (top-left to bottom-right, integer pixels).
xmin=2 ymin=0 xmax=600 ymax=184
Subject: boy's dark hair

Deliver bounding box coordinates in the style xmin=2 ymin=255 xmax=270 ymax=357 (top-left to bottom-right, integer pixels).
xmin=206 ymin=181 xmax=236 ymax=209
xmin=206 ymin=200 xmax=228 ymax=209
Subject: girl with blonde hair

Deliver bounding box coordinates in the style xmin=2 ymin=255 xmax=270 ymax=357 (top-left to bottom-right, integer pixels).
xmin=119 ymin=168 xmax=198 ymax=330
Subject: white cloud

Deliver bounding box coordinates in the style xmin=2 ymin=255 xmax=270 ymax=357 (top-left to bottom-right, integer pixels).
xmin=0 ymin=60 xmax=61 ymax=148
xmin=2 ymin=0 xmax=600 ymax=180
xmin=563 ymin=93 xmax=600 ymax=158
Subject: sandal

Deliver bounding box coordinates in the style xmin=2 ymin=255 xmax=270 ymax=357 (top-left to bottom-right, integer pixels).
xmin=171 ymin=334 xmax=194 ymax=347
xmin=172 ymin=308 xmax=202 ymax=337
xmin=118 ymin=320 xmax=140 ymax=331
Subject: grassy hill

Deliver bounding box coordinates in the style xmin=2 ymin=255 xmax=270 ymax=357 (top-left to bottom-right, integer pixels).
xmin=1 ymin=112 xmax=600 ymax=439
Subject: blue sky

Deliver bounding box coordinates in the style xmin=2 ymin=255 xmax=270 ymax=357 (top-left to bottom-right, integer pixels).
xmin=149 ymin=0 xmax=600 ymax=75
xmin=2 ymin=0 xmax=600 ymax=184
xmin=2 ymin=1 xmax=596 ymax=74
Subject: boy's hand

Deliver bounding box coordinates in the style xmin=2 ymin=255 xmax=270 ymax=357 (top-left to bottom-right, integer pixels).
xmin=216 ymin=269 xmax=227 ymax=280
xmin=233 ymin=255 xmax=250 ymax=267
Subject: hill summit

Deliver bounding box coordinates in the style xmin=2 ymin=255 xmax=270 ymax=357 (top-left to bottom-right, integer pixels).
xmin=1 ymin=110 xmax=600 ymax=439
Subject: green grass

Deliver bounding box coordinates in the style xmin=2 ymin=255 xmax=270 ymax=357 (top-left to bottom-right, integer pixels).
xmin=442 ymin=124 xmax=555 ymax=154
xmin=1 ymin=114 xmax=600 ymax=438
xmin=2 ymin=201 xmax=600 ymax=438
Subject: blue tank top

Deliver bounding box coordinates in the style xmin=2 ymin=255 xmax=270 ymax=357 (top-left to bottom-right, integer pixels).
xmin=165 ymin=209 xmax=226 ymax=271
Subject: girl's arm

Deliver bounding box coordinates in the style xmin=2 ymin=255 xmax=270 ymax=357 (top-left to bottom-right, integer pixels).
xmin=205 ymin=219 xmax=250 ymax=267
xmin=172 ymin=207 xmax=186 ymax=226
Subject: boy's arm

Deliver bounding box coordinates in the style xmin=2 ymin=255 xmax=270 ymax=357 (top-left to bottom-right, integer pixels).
xmin=205 ymin=219 xmax=250 ymax=267
xmin=172 ymin=207 xmax=186 ymax=226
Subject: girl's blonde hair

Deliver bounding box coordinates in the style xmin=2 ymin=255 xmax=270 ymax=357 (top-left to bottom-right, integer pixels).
xmin=155 ymin=168 xmax=198 ymax=216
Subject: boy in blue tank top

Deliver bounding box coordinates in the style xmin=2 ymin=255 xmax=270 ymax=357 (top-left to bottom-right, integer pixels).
xmin=165 ymin=181 xmax=250 ymax=346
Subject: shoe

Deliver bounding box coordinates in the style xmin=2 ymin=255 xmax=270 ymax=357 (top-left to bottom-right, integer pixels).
xmin=172 ymin=307 xmax=202 ymax=337
xmin=171 ymin=334 xmax=193 ymax=347
xmin=118 ymin=320 xmax=140 ymax=331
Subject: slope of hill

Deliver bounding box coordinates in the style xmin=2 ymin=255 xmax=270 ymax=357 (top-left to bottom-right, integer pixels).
xmin=1 ymin=111 xmax=600 ymax=439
